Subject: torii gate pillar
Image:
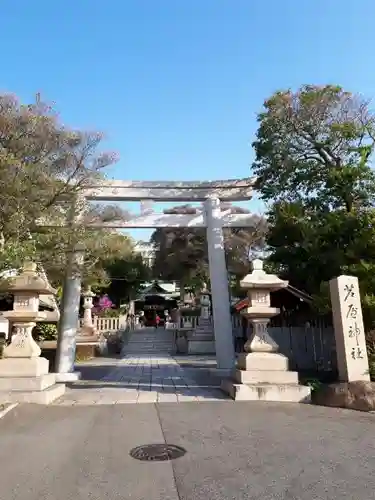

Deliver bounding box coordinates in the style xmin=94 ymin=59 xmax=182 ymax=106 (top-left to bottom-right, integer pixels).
xmin=204 ymin=196 xmax=235 ymax=372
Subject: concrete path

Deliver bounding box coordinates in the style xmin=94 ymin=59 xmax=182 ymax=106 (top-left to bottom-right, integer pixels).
xmin=54 ymin=354 xmax=227 ymax=405
xmin=0 ymin=401 xmax=374 ymax=499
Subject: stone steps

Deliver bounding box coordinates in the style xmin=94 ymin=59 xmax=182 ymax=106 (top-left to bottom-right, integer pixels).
xmin=126 ymin=339 xmax=174 ymax=345
xmin=125 ymin=343 xmax=174 ymax=347
xmin=122 ymin=328 xmax=175 ymax=354
xmin=125 ymin=346 xmax=175 ymax=350
xmin=124 ymin=348 xmax=174 ymax=351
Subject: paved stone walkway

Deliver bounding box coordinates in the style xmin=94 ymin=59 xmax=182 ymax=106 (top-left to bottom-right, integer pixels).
xmin=54 ymin=354 xmax=228 ymax=405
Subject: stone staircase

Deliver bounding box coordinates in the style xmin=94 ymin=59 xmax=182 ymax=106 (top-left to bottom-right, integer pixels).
xmin=122 ymin=327 xmax=176 ymax=355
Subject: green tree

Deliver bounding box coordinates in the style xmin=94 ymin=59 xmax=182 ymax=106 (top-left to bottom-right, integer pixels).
xmin=103 ymin=253 xmax=152 ymax=305
xmin=0 ymin=92 xmax=128 ymax=285
xmin=253 ymin=84 xmax=375 ymax=210
xmin=151 ymin=204 xmax=266 ymax=298
xmin=151 ymin=205 xmax=208 ymax=299
xmin=252 ymin=84 xmax=375 ymax=326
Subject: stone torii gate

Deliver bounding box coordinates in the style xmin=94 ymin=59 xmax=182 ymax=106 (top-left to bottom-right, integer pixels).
xmin=51 ymin=178 xmax=256 ymax=380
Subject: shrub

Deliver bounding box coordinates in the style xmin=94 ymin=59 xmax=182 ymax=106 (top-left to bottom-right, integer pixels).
xmin=99 ymin=308 xmax=122 ymax=318
xmin=75 ymin=344 xmax=95 ymax=361
xmin=0 ymin=333 xmax=6 ymax=358
xmin=105 ymin=331 xmax=124 ymax=354
xmin=303 ymin=377 xmax=323 ymax=392
xmin=33 ymin=323 xmax=58 ymax=342
xmin=366 ymin=330 xmax=375 ymax=381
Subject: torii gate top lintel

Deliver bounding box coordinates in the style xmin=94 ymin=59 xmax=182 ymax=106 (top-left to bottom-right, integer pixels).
xmin=83 ymin=177 xmax=256 ymax=202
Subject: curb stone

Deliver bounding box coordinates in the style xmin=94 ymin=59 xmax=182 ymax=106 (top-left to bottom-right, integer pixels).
xmin=0 ymin=403 xmax=18 ymax=419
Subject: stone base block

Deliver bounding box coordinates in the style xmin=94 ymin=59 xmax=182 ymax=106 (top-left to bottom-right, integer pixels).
xmin=188 ymin=340 xmax=216 ymax=354
xmin=0 ymin=373 xmax=56 ymax=391
xmin=0 ymin=357 xmax=49 ymax=377
xmin=312 ymin=381 xmax=375 ymax=412
xmin=55 ymin=371 xmax=81 ymax=383
xmin=234 ymin=369 xmax=299 ymax=385
xmin=0 ymin=383 xmax=66 ymax=404
xmin=221 ymin=379 xmax=311 ymax=403
xmin=237 ymin=352 xmax=289 ymax=371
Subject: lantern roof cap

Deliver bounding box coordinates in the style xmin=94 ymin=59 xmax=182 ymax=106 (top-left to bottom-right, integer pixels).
xmin=240 ymin=259 xmax=288 ymax=291
xmin=6 ymin=262 xmax=56 ymax=295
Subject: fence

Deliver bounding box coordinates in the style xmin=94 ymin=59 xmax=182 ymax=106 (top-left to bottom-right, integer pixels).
xmin=87 ymin=313 xmax=337 ymax=372
xmin=231 ymin=313 xmax=336 ymax=372
xmin=269 ymin=325 xmax=336 ymax=372
xmin=1 ymin=308 xmax=338 ymax=372
xmin=179 ymin=315 xmax=199 ymax=329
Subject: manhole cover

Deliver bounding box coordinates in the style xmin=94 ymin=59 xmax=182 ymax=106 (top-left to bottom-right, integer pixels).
xmin=129 ymin=444 xmax=186 ymax=462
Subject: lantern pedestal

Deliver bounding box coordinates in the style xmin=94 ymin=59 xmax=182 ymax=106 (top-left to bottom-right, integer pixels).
xmin=222 ymin=259 xmax=311 ymax=403
xmin=0 ymin=357 xmax=66 ymax=404
xmin=222 ymin=350 xmax=311 ymax=402
xmin=0 ymin=263 xmax=66 ymax=404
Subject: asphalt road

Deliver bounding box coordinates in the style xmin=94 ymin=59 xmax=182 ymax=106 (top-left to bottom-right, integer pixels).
xmin=0 ymin=402 xmax=374 ymax=500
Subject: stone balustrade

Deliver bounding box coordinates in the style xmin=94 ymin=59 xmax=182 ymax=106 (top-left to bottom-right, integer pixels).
xmin=78 ymin=316 xmax=127 ymax=334
xmin=179 ymin=315 xmax=199 ymax=329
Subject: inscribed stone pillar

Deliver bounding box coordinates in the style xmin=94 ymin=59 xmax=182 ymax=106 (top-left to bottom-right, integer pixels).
xmin=204 ymin=196 xmax=235 ymax=371
xmin=199 ymin=284 xmax=211 ymax=321
xmin=329 ymin=275 xmax=370 ymax=382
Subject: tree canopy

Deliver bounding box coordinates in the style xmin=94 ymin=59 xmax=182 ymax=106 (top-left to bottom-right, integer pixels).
xmin=252 ymin=84 xmax=375 ymax=326
xmin=253 ymin=84 xmax=375 ymax=211
xmin=0 ymin=93 xmax=134 ymax=287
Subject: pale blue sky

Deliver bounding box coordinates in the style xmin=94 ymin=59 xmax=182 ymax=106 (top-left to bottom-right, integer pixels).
xmin=2 ymin=0 xmax=375 ymax=239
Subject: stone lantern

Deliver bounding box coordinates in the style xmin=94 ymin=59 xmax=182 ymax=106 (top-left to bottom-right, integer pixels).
xmin=222 ymin=259 xmax=311 ymax=403
xmin=185 ymin=283 xmax=215 ymax=354
xmin=240 ymin=259 xmax=287 ymax=355
xmin=199 ymin=283 xmax=211 ymax=321
xmin=80 ymin=286 xmax=96 ymax=337
xmin=3 ymin=262 xmax=56 ymax=359
xmin=0 ymin=262 xmax=66 ymax=404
